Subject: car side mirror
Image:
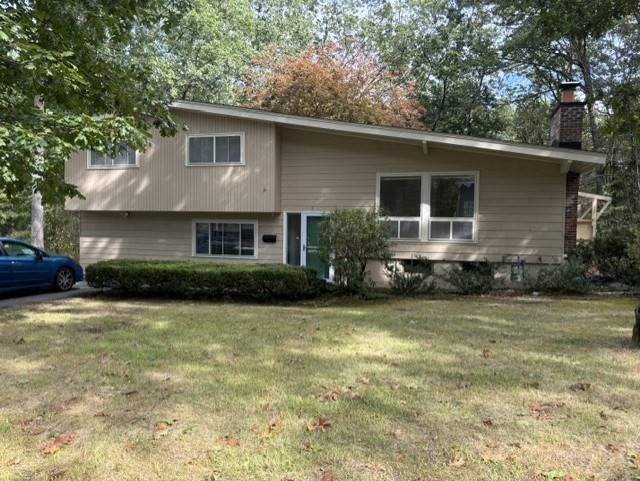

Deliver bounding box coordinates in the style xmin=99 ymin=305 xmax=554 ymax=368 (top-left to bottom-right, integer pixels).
xmin=35 ymin=251 xmax=43 ymax=260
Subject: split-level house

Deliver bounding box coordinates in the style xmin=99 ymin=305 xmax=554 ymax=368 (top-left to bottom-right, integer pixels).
xmin=65 ymin=83 xmax=606 ymax=283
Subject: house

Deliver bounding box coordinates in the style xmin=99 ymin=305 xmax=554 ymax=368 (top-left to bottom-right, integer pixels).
xmin=65 ymin=83 xmax=606 ymax=284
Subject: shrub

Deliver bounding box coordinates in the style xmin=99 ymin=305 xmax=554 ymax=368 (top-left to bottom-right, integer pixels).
xmin=440 ymin=260 xmax=501 ymax=295
xmin=572 ymin=224 xmax=640 ymax=285
xmin=524 ymin=261 xmax=591 ymax=294
xmin=318 ymin=207 xmax=394 ymax=295
xmin=386 ymin=257 xmax=435 ymax=296
xmin=86 ymin=260 xmax=322 ymax=301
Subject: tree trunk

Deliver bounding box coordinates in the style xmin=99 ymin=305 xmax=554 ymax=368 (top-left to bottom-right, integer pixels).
xmin=31 ymin=190 xmax=44 ymax=249
xmin=633 ymin=305 xmax=640 ymax=347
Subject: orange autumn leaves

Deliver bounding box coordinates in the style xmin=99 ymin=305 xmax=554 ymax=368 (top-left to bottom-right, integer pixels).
xmin=242 ymin=44 xmax=425 ymax=130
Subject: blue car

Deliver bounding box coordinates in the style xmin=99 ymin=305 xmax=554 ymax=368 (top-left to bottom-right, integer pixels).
xmin=0 ymin=238 xmax=84 ymax=293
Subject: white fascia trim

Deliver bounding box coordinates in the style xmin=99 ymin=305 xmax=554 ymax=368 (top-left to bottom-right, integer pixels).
xmin=170 ymin=101 xmax=607 ymax=166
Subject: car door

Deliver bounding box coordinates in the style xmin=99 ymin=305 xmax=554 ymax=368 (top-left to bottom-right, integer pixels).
xmin=2 ymin=240 xmax=50 ymax=289
xmin=0 ymin=245 xmax=12 ymax=290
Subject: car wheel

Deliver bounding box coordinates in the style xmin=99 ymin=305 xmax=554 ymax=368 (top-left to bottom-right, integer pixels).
xmin=55 ymin=267 xmax=75 ymax=291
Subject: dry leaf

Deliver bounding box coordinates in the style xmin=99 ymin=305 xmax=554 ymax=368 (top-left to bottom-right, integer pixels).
xmin=448 ymin=455 xmax=466 ymax=467
xmin=227 ymin=437 xmax=239 ymax=446
xmin=600 ymin=411 xmax=611 ymax=420
xmin=482 ymin=349 xmax=493 ymax=358
xmin=509 ymin=442 xmax=523 ymax=449
xmin=265 ymin=402 xmax=273 ymax=411
xmin=320 ymin=474 xmax=335 ymax=481
xmin=395 ymin=454 xmax=404 ymax=461
xmin=489 ymin=339 xmax=497 ymax=344
xmin=356 ymin=377 xmax=370 ymax=384
xmin=317 ymin=391 xmax=339 ymax=402
xmin=482 ymin=419 xmax=494 ymax=427
xmin=51 ymin=405 xmax=65 ymax=415
xmin=607 ymin=443 xmax=620 ymax=453
xmin=481 ymin=453 xmax=504 ymax=462
xmin=405 ymin=383 xmax=419 ymax=390
xmin=122 ymin=389 xmax=139 ymax=396
xmin=570 ymin=382 xmax=592 ymax=392
xmin=26 ymin=427 xmax=45 ymax=436
xmin=263 ymin=411 xmax=285 ymax=439
xmin=390 ymin=384 xmax=401 ymax=390
xmin=40 ymin=432 xmax=76 ymax=456
xmin=486 ymin=439 xmax=498 ymax=448
xmin=458 ymin=381 xmax=472 ymax=389
xmin=14 ymin=337 xmax=25 ymax=345
xmin=307 ymin=416 xmax=332 ymax=432
xmin=365 ymin=461 xmax=386 ymax=472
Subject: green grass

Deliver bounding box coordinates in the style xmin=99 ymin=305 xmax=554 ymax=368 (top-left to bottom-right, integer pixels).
xmin=0 ymin=295 xmax=639 ymax=480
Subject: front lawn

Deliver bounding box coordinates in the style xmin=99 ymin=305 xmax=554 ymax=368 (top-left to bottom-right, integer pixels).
xmin=0 ymin=296 xmax=639 ymax=480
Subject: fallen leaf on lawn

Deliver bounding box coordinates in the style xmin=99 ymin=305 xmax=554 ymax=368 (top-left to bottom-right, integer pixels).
xmin=153 ymin=422 xmax=170 ymax=431
xmin=317 ymin=391 xmax=339 ymax=402
xmin=214 ymin=435 xmax=240 ymax=447
xmin=529 ymin=401 xmax=565 ymax=412
xmin=489 ymin=339 xmax=497 ymax=344
xmin=525 ymin=381 xmax=541 ymax=389
xmin=509 ymin=442 xmax=523 ymax=449
xmin=405 ymin=383 xmax=419 ymax=390
xmin=320 ymin=474 xmax=335 ymax=481
xmin=40 ymin=432 xmax=76 ymax=456
xmin=263 ymin=411 xmax=285 ymax=439
xmin=366 ymin=461 xmax=386 ymax=472
xmin=356 ymin=437 xmax=364 ymax=442
xmin=600 ymin=411 xmax=611 ymax=420
xmin=307 ymin=416 xmax=332 ymax=432
xmin=51 ymin=405 xmax=65 ymax=415
xmin=391 ymin=429 xmax=403 ymax=437
xmin=482 ymin=419 xmax=494 ymax=427
xmin=356 ymin=377 xmax=370 ymax=384
xmin=607 ymin=443 xmax=620 ymax=453
xmin=14 ymin=337 xmax=25 ymax=345
xmin=482 ymin=349 xmax=493 ymax=358
xmin=6 ymin=458 xmax=20 ymax=466
xmin=390 ymin=384 xmax=401 ymax=390
xmin=121 ymin=389 xmax=139 ymax=396
xmin=448 ymin=455 xmax=466 ymax=467
xmin=458 ymin=381 xmax=472 ymax=389
xmin=26 ymin=427 xmax=45 ymax=436
xmin=481 ymin=453 xmax=504 ymax=462
xmin=265 ymin=402 xmax=273 ymax=411
xmin=570 ymin=382 xmax=592 ymax=392
xmin=486 ymin=439 xmax=498 ymax=448
xmin=395 ymin=454 xmax=404 ymax=461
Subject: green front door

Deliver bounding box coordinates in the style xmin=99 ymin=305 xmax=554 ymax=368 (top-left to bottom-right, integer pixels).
xmin=304 ymin=215 xmax=330 ymax=280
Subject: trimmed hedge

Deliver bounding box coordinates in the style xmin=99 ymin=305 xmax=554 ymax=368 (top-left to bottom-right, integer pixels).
xmin=86 ymin=259 xmax=323 ymax=301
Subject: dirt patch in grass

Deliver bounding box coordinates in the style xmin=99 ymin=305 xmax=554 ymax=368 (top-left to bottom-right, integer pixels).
xmin=0 ymin=296 xmax=639 ymax=480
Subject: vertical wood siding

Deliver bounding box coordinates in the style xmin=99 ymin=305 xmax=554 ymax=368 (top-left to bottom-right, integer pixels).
xmin=66 ymin=111 xmax=280 ymax=212
xmin=281 ymin=128 xmax=566 ymax=263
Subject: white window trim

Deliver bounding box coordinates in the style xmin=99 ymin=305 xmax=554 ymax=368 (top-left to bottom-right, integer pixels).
xmin=376 ymin=171 xmax=479 ymax=244
xmin=376 ymin=172 xmax=427 ymax=241
xmin=191 ymin=219 xmax=258 ymax=259
xmin=427 ymin=171 xmax=479 ymax=243
xmin=185 ymin=132 xmax=246 ymax=166
xmin=86 ymin=148 xmax=138 ymax=170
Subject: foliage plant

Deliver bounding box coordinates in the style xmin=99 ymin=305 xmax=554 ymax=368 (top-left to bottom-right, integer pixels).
xmin=318 ymin=207 xmax=394 ymax=295
xmin=241 ymin=43 xmax=425 ymax=129
xmin=440 ymin=260 xmax=502 ymax=295
xmin=523 ymin=261 xmax=592 ymax=295
xmin=572 ymin=222 xmax=640 ymax=285
xmin=86 ymin=260 xmax=322 ymax=302
xmin=385 ymin=256 xmax=435 ymax=296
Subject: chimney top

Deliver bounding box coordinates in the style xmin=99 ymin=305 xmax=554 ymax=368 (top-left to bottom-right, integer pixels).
xmin=560 ymin=81 xmax=582 ymax=103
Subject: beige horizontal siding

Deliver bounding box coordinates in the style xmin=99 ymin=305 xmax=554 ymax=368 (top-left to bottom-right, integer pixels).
xmin=66 ymin=111 xmax=280 ymax=213
xmin=78 ymin=212 xmax=283 ymax=267
xmin=281 ymin=128 xmax=566 ymax=263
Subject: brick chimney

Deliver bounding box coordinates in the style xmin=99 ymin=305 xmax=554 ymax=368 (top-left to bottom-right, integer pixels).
xmin=550 ymin=81 xmax=585 ymax=256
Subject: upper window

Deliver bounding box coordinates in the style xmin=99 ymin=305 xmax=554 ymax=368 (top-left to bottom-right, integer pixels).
xmin=429 ymin=175 xmax=476 ymax=241
xmin=193 ymin=221 xmax=256 ymax=257
xmin=379 ymin=175 xmax=422 ymax=239
xmin=89 ymin=141 xmax=136 ymax=168
xmin=188 ymin=134 xmax=244 ymax=165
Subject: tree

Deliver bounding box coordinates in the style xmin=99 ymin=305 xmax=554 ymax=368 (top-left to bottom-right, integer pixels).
xmin=0 ymin=1 xmax=187 ymax=205
xmin=241 ymin=43 xmax=425 ymax=129
xmin=318 ymin=207 xmax=394 ymax=295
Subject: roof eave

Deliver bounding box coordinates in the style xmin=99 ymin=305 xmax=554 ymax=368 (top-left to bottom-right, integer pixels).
xmin=170 ymin=101 xmax=607 ymax=168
